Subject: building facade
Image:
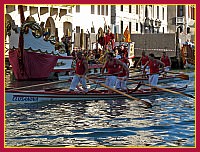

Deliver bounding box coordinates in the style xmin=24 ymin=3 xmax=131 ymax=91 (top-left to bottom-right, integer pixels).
xmin=167 ymin=5 xmax=195 ymax=43
xmin=5 ymin=4 xmax=195 ymax=50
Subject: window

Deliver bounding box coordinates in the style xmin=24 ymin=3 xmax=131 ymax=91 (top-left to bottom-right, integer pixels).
xmin=76 ymin=26 xmax=80 ymax=33
xmin=136 ymin=23 xmax=138 ymax=31
xmin=129 ymin=5 xmax=131 ymax=13
xmin=157 ymin=6 xmax=159 ymax=19
xmin=101 ymin=5 xmax=104 ymax=15
xmin=121 ymin=21 xmax=123 ymax=34
xmin=136 ymin=5 xmax=139 ymax=14
xmin=129 ymin=22 xmax=131 ymax=33
xmin=162 ymin=7 xmax=164 ymax=20
xmin=192 ymin=6 xmax=195 ymax=20
xmin=98 ymin=5 xmax=100 ymax=15
xmin=121 ymin=5 xmax=123 ymax=11
xmin=76 ymin=5 xmax=80 ymax=13
xmin=106 ymin=5 xmax=108 ymax=16
xmin=91 ymin=5 xmax=95 ymax=14
xmin=177 ymin=5 xmax=184 ymax=17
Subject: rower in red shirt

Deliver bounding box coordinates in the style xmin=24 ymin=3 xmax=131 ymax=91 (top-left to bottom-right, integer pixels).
xmin=115 ymin=53 xmax=130 ymax=91
xmin=136 ymin=51 xmax=150 ymax=75
xmin=101 ymin=52 xmax=129 ymax=93
xmin=143 ymin=53 xmax=165 ymax=91
xmin=69 ymin=51 xmax=88 ymax=92
xmin=160 ymin=52 xmax=171 ymax=71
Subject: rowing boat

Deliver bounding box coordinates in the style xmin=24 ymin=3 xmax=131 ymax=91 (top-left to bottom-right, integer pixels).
xmin=6 ymin=85 xmax=187 ymax=104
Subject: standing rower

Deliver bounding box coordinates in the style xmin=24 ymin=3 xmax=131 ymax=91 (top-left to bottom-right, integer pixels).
xmin=116 ymin=53 xmax=130 ymax=91
xmin=160 ymin=51 xmax=171 ymax=71
xmin=101 ymin=52 xmax=129 ymax=93
xmin=136 ymin=51 xmax=149 ymax=76
xmin=143 ymin=53 xmax=165 ymax=91
xmin=69 ymin=51 xmax=88 ymax=92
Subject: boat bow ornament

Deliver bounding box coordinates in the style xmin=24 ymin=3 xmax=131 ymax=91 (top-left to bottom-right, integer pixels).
xmin=6 ymin=20 xmax=18 ymax=36
xmin=21 ymin=21 xmax=42 ymax=38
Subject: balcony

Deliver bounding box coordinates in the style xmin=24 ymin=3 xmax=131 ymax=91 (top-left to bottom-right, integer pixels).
xmin=176 ymin=17 xmax=184 ymax=24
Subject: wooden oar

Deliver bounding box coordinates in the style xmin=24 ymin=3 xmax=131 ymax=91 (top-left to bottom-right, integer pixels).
xmin=166 ymin=71 xmax=189 ymax=80
xmin=174 ymin=74 xmax=189 ymax=80
xmin=7 ymin=79 xmax=71 ymax=90
xmin=85 ymin=76 xmax=152 ymax=108
xmin=128 ymin=80 xmax=194 ymax=99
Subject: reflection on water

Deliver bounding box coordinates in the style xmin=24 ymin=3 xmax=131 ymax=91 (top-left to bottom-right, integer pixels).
xmin=5 ymin=71 xmax=195 ymax=147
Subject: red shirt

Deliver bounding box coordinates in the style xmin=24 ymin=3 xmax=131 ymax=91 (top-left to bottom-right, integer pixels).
xmin=149 ymin=60 xmax=160 ymax=74
xmin=141 ymin=55 xmax=149 ymax=65
xmin=118 ymin=58 xmax=129 ymax=77
xmin=75 ymin=59 xmax=85 ymax=75
xmin=161 ymin=56 xmax=170 ymax=67
xmin=105 ymin=59 xmax=119 ymax=75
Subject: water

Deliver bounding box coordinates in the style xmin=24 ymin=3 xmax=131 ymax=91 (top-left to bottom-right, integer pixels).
xmin=5 ymin=70 xmax=195 ymax=147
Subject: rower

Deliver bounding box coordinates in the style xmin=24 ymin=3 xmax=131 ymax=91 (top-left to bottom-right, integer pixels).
xmin=115 ymin=53 xmax=130 ymax=92
xmin=101 ymin=52 xmax=129 ymax=93
xmin=69 ymin=51 xmax=88 ymax=93
xmin=143 ymin=53 xmax=165 ymax=92
xmin=160 ymin=51 xmax=171 ymax=77
xmin=135 ymin=51 xmax=149 ymax=77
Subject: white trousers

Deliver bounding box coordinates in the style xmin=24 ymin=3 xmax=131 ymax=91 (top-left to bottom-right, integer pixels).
xmin=141 ymin=65 xmax=150 ymax=74
xmin=69 ymin=75 xmax=88 ymax=92
xmin=149 ymin=74 xmax=159 ymax=86
xmin=164 ymin=66 xmax=171 ymax=71
xmin=116 ymin=76 xmax=127 ymax=90
xmin=105 ymin=76 xmax=117 ymax=88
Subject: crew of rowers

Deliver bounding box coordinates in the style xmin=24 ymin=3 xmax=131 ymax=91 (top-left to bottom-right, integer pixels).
xmin=136 ymin=51 xmax=171 ymax=91
xmin=69 ymin=44 xmax=130 ymax=93
xmin=69 ymin=46 xmax=171 ymax=93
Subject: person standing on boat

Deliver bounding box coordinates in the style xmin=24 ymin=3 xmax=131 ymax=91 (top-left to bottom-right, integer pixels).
xmin=101 ymin=52 xmax=129 ymax=92
xmin=135 ymin=51 xmax=149 ymax=75
xmin=115 ymin=53 xmax=130 ymax=92
xmin=160 ymin=51 xmax=171 ymax=71
xmin=69 ymin=51 xmax=88 ymax=93
xmin=143 ymin=53 xmax=165 ymax=90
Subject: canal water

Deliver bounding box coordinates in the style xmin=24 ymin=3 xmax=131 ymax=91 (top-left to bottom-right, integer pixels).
xmin=5 ymin=70 xmax=195 ymax=147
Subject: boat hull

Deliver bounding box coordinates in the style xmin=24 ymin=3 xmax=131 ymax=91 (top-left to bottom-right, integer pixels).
xmin=6 ymin=86 xmax=187 ymax=104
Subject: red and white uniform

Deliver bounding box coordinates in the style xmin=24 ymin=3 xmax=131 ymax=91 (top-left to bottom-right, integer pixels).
xmin=70 ymin=59 xmax=88 ymax=92
xmin=161 ymin=55 xmax=171 ymax=71
xmin=141 ymin=55 xmax=149 ymax=74
xmin=105 ymin=58 xmax=119 ymax=75
xmin=104 ymin=59 xmax=119 ymax=88
xmin=141 ymin=55 xmax=149 ymax=66
xmin=116 ymin=58 xmax=129 ymax=90
xmin=148 ymin=60 xmax=160 ymax=86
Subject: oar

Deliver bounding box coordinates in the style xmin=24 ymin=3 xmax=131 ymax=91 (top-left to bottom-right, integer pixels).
xmin=7 ymin=79 xmax=72 ymax=90
xmin=174 ymin=74 xmax=189 ymax=80
xmin=85 ymin=76 xmax=152 ymax=108
xmin=128 ymin=80 xmax=194 ymax=99
xmin=129 ymin=68 xmax=143 ymax=74
xmin=166 ymin=71 xmax=189 ymax=80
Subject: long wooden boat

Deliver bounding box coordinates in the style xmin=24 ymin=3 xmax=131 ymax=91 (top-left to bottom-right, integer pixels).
xmin=6 ymin=85 xmax=187 ymax=104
